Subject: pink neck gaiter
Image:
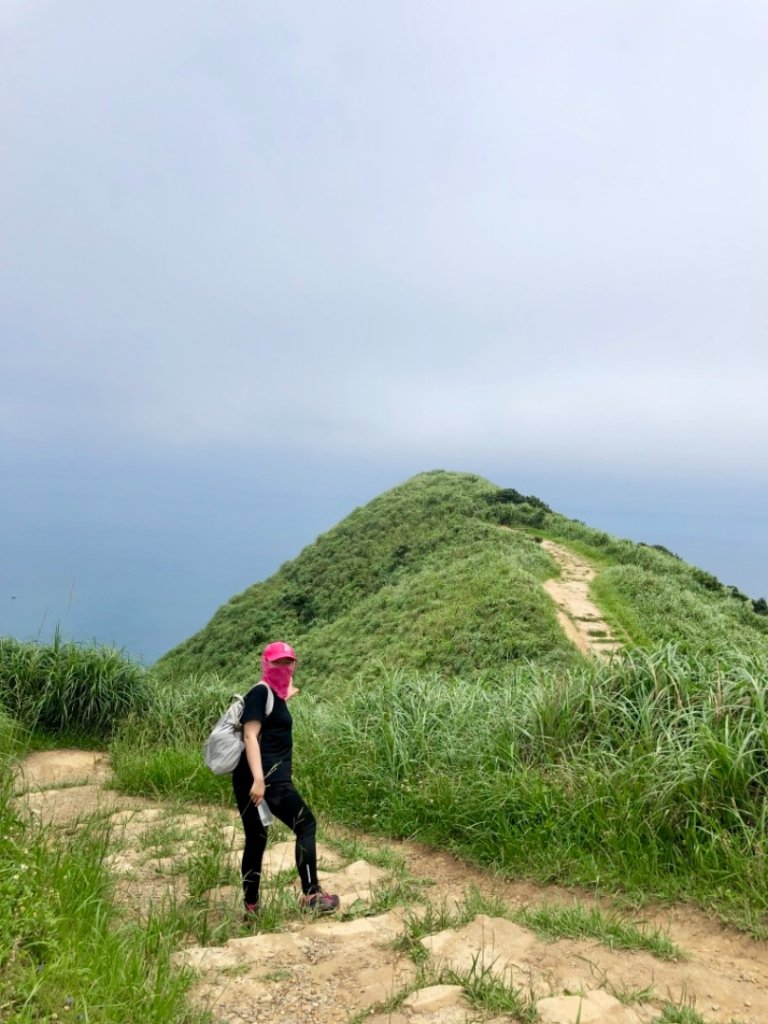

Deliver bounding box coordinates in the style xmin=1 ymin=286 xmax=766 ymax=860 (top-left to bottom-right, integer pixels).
xmin=261 ymin=658 xmax=295 ymax=700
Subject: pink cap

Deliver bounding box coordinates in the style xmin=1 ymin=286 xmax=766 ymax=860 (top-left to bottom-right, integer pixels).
xmin=262 ymin=641 xmax=297 ymax=662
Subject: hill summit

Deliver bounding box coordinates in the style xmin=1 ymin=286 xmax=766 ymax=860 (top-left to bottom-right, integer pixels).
xmin=156 ymin=470 xmax=767 ymax=686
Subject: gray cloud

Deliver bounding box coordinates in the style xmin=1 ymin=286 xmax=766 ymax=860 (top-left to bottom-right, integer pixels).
xmin=2 ymin=1 xmax=765 ymax=473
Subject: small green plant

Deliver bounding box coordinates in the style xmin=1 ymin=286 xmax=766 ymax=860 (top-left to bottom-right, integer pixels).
xmin=324 ymin=832 xmax=408 ymax=872
xmin=346 ymin=980 xmax=419 ymax=1024
xmin=349 ymin=874 xmax=424 ymax=918
xmin=391 ymin=887 xmax=510 ymax=965
xmin=243 ymin=883 xmax=308 ymax=933
xmin=139 ymin=819 xmax=191 ymax=859
xmin=654 ymin=999 xmax=706 ymax=1022
xmin=185 ymin=823 xmax=237 ymax=901
xmin=260 ymin=967 xmax=293 ymax=982
xmin=443 ymin=954 xmax=536 ymax=1021
xmin=460 ymin=883 xmax=509 ymax=920
xmin=608 ymin=980 xmax=656 ymax=1004
xmin=512 ymin=902 xmax=683 ymax=960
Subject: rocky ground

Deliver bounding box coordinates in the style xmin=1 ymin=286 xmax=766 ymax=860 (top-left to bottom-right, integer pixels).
xmin=13 ymin=750 xmax=768 ymax=1024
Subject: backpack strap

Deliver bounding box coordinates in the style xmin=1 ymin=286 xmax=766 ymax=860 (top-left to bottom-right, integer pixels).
xmin=255 ymin=680 xmax=274 ymax=717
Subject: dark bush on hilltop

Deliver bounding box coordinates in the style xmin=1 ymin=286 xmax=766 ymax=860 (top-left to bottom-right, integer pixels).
xmin=0 ymin=633 xmax=150 ymax=737
xmin=482 ymin=487 xmax=552 ymax=529
xmin=725 ymin=588 xmax=768 ymax=617
xmin=691 ymin=567 xmax=723 ymax=593
xmin=639 ymin=542 xmax=682 ymax=560
xmin=486 ymin=487 xmax=551 ymax=512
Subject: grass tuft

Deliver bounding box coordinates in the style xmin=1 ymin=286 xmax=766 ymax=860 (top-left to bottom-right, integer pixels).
xmin=512 ymin=901 xmax=684 ymax=960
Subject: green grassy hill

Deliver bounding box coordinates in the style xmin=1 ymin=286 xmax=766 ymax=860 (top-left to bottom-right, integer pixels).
xmin=156 ymin=470 xmax=768 ymax=685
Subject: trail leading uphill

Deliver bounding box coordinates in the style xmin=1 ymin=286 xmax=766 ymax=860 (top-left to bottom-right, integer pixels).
xmin=540 ymin=540 xmax=623 ymax=659
xmin=14 ymin=751 xmax=768 ymax=1024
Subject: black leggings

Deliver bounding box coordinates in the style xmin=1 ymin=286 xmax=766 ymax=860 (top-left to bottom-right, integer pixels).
xmin=231 ymin=771 xmax=320 ymax=906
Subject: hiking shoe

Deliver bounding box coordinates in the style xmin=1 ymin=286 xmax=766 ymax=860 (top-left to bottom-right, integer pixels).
xmin=242 ymin=901 xmax=260 ymax=922
xmin=299 ymin=890 xmax=340 ymax=914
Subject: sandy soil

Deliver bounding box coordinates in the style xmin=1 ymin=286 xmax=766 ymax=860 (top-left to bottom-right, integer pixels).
xmin=12 ymin=750 xmax=768 ymax=1024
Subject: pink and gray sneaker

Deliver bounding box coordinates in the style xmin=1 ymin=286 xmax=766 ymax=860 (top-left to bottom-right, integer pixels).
xmin=242 ymin=901 xmax=259 ymax=922
xmin=299 ymin=890 xmax=340 ymax=914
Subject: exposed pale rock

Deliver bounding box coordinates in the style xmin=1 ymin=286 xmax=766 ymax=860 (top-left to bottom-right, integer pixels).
xmin=173 ymin=945 xmax=245 ymax=972
xmin=540 ymin=540 xmax=621 ymax=661
xmin=109 ymin=807 xmax=167 ymax=826
xmin=537 ymin=989 xmax=643 ymax=1023
xmin=348 ymin=964 xmax=406 ymax=1006
xmin=177 ymin=814 xmax=209 ymax=830
xmin=260 ymin=840 xmax=344 ymax=878
xmin=150 ymin=855 xmax=184 ymax=875
xmin=19 ymin=785 xmax=131 ymax=826
xmin=300 ymin=910 xmax=405 ymax=941
xmin=192 ymin=975 xmax=271 ymax=1020
xmin=317 ymin=858 xmax=390 ymax=904
xmin=15 ymin=750 xmax=110 ymax=789
xmin=104 ymin=852 xmax=137 ymax=876
xmin=402 ymin=984 xmax=467 ymax=1012
xmin=421 ymin=913 xmax=537 ymax=981
xmin=219 ymin=824 xmax=239 ymax=844
xmin=226 ymin=932 xmax=305 ymax=959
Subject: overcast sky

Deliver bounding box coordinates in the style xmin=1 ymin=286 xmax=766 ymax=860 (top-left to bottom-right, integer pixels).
xmin=1 ymin=2 xmax=766 ymax=662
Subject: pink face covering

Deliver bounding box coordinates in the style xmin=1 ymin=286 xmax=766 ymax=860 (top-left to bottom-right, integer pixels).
xmin=261 ymin=658 xmax=296 ymax=700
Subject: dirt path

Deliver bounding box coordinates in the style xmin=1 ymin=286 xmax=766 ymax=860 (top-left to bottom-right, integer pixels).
xmin=15 ymin=752 xmax=768 ymax=1024
xmin=540 ymin=540 xmax=622 ymax=659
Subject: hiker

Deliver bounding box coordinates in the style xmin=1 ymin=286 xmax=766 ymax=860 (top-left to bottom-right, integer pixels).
xmin=232 ymin=640 xmax=340 ymax=918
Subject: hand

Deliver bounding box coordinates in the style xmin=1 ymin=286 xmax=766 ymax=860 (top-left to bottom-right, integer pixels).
xmin=285 ymin=683 xmax=300 ymax=700
xmin=250 ymin=778 xmax=266 ymax=804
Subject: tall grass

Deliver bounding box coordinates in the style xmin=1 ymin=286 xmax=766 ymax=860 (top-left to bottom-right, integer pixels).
xmin=591 ymin=565 xmax=768 ymax=654
xmin=0 ymin=632 xmax=151 ymax=738
xmin=295 ymin=645 xmax=768 ymax=931
xmin=110 ymin=672 xmax=237 ymax=803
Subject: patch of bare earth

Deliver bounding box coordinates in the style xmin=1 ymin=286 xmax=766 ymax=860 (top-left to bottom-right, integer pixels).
xmin=14 ymin=752 xmax=768 ymax=1023
xmin=540 ymin=539 xmax=622 ymax=659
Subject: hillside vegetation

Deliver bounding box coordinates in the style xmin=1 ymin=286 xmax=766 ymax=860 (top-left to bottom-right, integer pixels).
xmin=157 ymin=470 xmax=768 ymax=685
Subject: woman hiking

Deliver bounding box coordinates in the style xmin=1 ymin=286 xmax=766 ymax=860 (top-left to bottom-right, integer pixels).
xmin=232 ymin=640 xmax=340 ymax=918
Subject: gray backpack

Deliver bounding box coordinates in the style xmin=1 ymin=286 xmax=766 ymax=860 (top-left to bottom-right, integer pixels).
xmin=203 ymin=681 xmax=274 ymax=775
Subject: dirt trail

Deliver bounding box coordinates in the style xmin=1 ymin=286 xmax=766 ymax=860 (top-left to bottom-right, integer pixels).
xmin=540 ymin=540 xmax=622 ymax=659
xmin=15 ymin=752 xmax=768 ymax=1024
